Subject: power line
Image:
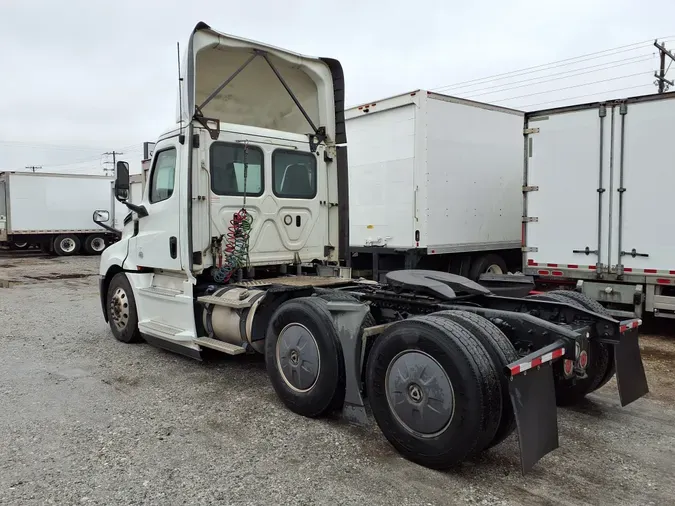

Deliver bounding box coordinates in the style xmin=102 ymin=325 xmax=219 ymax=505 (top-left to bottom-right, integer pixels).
xmin=0 ymin=140 xmax=107 ymax=152
xmin=490 ymin=71 xmax=653 ymax=104
xmin=514 ymin=83 xmax=653 ymax=109
xmin=431 ymin=36 xmax=675 ymax=92
xmin=463 ymin=54 xmax=654 ymax=99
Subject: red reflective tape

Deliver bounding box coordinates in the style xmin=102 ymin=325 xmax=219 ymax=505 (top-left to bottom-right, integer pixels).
xmin=358 ymin=106 xmax=363 ymax=110
xmin=527 ymin=259 xmax=536 ymax=266
xmin=567 ymin=264 xmax=579 ymax=269
xmin=589 ymin=265 xmax=597 ymax=270
xmin=547 ymin=263 xmax=558 ymax=267
xmin=624 ymin=267 xmax=633 ymax=272
xmin=645 ymin=269 xmax=658 ymax=274
xmin=657 ymin=278 xmax=670 ymax=285
xmin=670 ymin=270 xmax=675 ymax=275
xmin=619 ymin=319 xmax=642 ymax=333
xmin=509 ymin=347 xmax=565 ymax=376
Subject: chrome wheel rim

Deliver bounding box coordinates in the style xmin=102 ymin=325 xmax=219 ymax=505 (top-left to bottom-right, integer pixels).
xmin=485 ymin=264 xmax=504 ymax=274
xmin=110 ymin=287 xmax=130 ymax=331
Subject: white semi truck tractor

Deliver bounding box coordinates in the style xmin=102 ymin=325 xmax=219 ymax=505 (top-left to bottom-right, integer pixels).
xmin=98 ymin=22 xmax=649 ymax=473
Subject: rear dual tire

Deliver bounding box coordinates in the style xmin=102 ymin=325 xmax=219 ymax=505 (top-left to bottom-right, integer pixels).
xmin=526 ymin=290 xmax=614 ymax=406
xmin=365 ymin=314 xmax=511 ymax=469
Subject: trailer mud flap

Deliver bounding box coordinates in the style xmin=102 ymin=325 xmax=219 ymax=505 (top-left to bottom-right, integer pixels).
xmin=613 ymin=324 xmax=649 ymax=406
xmin=508 ymin=363 xmax=559 ymax=473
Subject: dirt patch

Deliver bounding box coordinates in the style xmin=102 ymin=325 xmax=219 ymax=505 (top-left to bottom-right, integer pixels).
xmin=0 ymin=264 xmax=16 ymax=269
xmin=641 ymin=345 xmax=675 ymax=362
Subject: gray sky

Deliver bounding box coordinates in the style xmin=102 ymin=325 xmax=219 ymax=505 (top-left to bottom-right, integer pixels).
xmin=1 ymin=0 xmax=674 ymax=174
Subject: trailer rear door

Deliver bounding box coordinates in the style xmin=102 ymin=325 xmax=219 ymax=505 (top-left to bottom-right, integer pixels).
xmin=609 ymin=96 xmax=675 ymax=275
xmin=524 ymin=105 xmax=611 ymax=269
xmin=347 ymin=97 xmax=418 ymax=249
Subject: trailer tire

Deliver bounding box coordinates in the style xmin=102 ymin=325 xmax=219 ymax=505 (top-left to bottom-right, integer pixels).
xmin=365 ymin=315 xmax=501 ymax=469
xmin=526 ymin=292 xmax=611 ymax=406
xmin=265 ymin=297 xmax=345 ymax=418
xmin=469 ymin=253 xmax=507 ymax=280
xmin=53 ymin=234 xmax=80 ymax=256
xmin=548 ymin=290 xmax=615 ymax=393
xmin=106 ymin=273 xmax=141 ymax=343
xmin=84 ymin=234 xmax=107 ymax=254
xmin=432 ymin=310 xmax=518 ymax=448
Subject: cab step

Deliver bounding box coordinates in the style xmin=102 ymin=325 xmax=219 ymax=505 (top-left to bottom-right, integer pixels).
xmin=194 ymin=337 xmax=246 ymax=355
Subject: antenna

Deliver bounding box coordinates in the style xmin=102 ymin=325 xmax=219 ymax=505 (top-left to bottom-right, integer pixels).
xmin=177 ymin=42 xmax=185 ymax=144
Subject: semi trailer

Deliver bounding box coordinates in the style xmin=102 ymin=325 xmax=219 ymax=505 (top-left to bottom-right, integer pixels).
xmin=347 ymin=91 xmax=524 ymax=282
xmin=98 ymin=22 xmax=649 ymax=473
xmin=523 ymin=92 xmax=675 ymax=319
xmin=0 ymin=171 xmax=123 ymax=254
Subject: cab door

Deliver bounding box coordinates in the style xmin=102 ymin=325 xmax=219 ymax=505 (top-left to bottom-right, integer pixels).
xmin=127 ymin=139 xmax=183 ymax=271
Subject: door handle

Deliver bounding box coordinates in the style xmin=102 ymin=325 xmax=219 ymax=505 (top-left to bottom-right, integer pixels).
xmin=169 ymin=237 xmax=177 ymax=259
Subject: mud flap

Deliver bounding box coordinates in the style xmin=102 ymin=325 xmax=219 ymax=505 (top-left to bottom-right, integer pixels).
xmin=508 ymin=362 xmax=559 ymax=474
xmin=613 ymin=326 xmax=649 ymax=406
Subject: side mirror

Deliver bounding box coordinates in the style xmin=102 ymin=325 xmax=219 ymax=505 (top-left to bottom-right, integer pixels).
xmin=115 ymin=161 xmax=130 ymax=202
xmin=93 ymin=210 xmax=110 ymax=223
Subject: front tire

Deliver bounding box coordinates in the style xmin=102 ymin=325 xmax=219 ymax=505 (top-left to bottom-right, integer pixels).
xmin=365 ymin=315 xmax=501 ymax=469
xmin=106 ymin=273 xmax=141 ymax=343
xmin=265 ymin=297 xmax=345 ymax=418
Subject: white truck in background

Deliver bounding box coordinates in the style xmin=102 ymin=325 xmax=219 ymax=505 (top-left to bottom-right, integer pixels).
xmin=0 ymin=171 xmax=123 ymax=255
xmin=523 ymin=91 xmax=675 ymax=319
xmin=347 ymin=90 xmax=524 ymax=282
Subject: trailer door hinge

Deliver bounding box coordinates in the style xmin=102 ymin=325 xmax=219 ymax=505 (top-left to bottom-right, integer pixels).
xmin=522 ymin=185 xmax=539 ymax=192
xmin=522 ymin=216 xmax=538 ymax=223
xmin=522 ymin=246 xmax=538 ymax=253
xmin=523 ymin=127 xmax=540 ymax=135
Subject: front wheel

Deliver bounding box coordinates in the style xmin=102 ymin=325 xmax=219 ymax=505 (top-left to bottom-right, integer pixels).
xmin=106 ymin=273 xmax=141 ymax=343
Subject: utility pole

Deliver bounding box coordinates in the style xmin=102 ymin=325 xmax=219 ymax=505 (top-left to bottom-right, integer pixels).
xmin=654 ymin=40 xmax=675 ymax=93
xmin=102 ymin=151 xmax=123 ymax=177
xmin=25 ymin=165 xmax=42 ymax=173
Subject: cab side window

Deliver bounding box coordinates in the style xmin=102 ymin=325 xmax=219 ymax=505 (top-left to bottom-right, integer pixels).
xmin=149 ymin=148 xmax=177 ymax=203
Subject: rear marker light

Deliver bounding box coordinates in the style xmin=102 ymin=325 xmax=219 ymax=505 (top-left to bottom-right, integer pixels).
xmin=509 ymin=348 xmax=565 ymax=376
xmin=578 ymin=350 xmax=589 ymax=369
xmin=552 ymin=271 xmax=563 ymax=276
xmin=538 ymin=270 xmax=550 ymax=275
xmin=563 ymin=359 xmax=574 ymax=376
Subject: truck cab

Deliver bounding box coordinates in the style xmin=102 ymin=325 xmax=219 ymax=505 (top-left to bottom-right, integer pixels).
xmin=99 ymin=22 xmax=347 ymax=352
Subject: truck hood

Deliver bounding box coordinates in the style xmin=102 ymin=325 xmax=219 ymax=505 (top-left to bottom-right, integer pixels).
xmin=179 ymin=22 xmax=343 ymax=143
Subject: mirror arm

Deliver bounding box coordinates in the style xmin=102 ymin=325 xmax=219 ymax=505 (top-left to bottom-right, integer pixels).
xmin=93 ymin=215 xmax=121 ymax=236
xmin=125 ymin=202 xmax=148 ymax=217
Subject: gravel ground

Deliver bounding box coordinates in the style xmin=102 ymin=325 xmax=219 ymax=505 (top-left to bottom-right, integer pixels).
xmin=1 ymin=253 xmax=674 ymax=505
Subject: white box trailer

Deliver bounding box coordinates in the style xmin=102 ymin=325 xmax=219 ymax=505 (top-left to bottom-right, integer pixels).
xmin=523 ymin=91 xmax=675 ymax=318
xmin=0 ymin=171 xmax=123 ymax=255
xmin=347 ymin=90 xmax=524 ymax=281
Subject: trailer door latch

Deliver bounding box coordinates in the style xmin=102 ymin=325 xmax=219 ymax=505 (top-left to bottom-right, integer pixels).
xmin=522 ymin=216 xmax=538 ymax=223
xmin=522 ymin=185 xmax=539 ymax=192
xmin=572 ymin=247 xmax=598 ymax=256
xmin=621 ymin=249 xmax=649 ymax=258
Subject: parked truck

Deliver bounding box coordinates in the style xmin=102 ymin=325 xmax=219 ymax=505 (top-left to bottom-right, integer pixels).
xmin=0 ymin=171 xmax=123 ymax=255
xmin=347 ymin=91 xmax=523 ymax=282
xmin=523 ymin=92 xmax=675 ymax=319
xmin=98 ymin=21 xmax=648 ymax=474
